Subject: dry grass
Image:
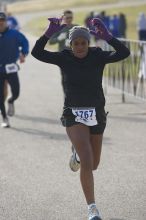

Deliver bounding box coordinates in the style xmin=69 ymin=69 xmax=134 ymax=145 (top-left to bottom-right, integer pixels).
xmin=7 ymin=0 xmax=117 ymax=13
xmin=25 ymin=4 xmax=146 ymax=40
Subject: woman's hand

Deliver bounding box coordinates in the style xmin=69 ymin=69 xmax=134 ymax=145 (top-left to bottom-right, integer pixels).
xmin=90 ymin=18 xmax=113 ymax=41
xmin=44 ymin=17 xmax=66 ymax=38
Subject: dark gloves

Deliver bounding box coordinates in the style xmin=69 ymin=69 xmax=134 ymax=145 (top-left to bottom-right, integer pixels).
xmin=90 ymin=18 xmax=113 ymax=41
xmin=44 ymin=17 xmax=66 ymax=38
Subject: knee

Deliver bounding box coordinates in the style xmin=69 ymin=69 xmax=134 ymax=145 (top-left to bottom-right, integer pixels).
xmin=13 ymin=89 xmax=20 ymax=100
xmin=92 ymin=159 xmax=100 ymax=171
xmin=81 ymin=160 xmax=93 ymax=171
xmin=80 ymin=151 xmax=93 ymax=171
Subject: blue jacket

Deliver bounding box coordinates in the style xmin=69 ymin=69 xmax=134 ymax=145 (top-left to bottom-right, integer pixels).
xmin=7 ymin=16 xmax=20 ymax=30
xmin=0 ymin=28 xmax=29 ymax=73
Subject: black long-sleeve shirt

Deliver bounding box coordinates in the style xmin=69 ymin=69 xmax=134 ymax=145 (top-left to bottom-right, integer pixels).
xmin=31 ymin=35 xmax=130 ymax=108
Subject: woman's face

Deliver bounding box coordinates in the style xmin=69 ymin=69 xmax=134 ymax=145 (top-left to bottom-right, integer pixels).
xmin=71 ymin=37 xmax=89 ymax=59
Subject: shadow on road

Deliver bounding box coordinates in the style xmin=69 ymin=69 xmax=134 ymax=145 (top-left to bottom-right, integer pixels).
xmin=109 ymin=115 xmax=146 ymax=123
xmin=11 ymin=127 xmax=68 ymax=141
xmin=128 ymin=112 xmax=146 ymax=116
xmin=12 ymin=115 xmax=112 ymax=144
xmin=15 ymin=114 xmax=60 ymax=125
xmin=110 ymin=219 xmax=126 ymax=220
xmin=11 ymin=127 xmax=112 ymax=145
xmin=108 ymin=100 xmax=139 ymax=105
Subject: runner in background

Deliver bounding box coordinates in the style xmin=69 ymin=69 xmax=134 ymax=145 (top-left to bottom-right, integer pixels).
xmin=49 ymin=10 xmax=76 ymax=51
xmin=4 ymin=10 xmax=20 ymax=104
xmin=0 ymin=2 xmax=9 ymax=102
xmin=0 ymin=12 xmax=29 ymax=128
xmin=49 ymin=10 xmax=77 ymax=92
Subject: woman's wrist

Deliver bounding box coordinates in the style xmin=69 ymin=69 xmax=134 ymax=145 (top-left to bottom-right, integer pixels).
xmin=105 ymin=33 xmax=113 ymax=42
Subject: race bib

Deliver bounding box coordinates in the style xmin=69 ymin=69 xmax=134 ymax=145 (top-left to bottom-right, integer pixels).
xmin=5 ymin=63 xmax=19 ymax=74
xmin=72 ymin=108 xmax=97 ymax=126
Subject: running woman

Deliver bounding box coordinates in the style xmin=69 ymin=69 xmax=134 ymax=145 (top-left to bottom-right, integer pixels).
xmin=0 ymin=12 xmax=29 ymax=128
xmin=31 ymin=17 xmax=130 ymax=220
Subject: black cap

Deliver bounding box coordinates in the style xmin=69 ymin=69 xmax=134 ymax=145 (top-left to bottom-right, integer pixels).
xmin=0 ymin=12 xmax=6 ymax=20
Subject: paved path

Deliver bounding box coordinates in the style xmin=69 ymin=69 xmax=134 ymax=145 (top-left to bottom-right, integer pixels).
xmin=0 ymin=34 xmax=146 ymax=220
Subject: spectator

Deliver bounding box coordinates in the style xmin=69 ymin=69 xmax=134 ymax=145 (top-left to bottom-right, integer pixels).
xmin=84 ymin=11 xmax=95 ymax=30
xmin=137 ymin=13 xmax=146 ymax=41
xmin=109 ymin=14 xmax=120 ymax=38
xmin=99 ymin=11 xmax=110 ymax=29
xmin=119 ymin=13 xmax=127 ymax=38
xmin=49 ymin=10 xmax=76 ymax=51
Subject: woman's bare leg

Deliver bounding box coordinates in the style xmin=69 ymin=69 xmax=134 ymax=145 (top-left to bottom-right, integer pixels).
xmin=90 ymin=134 xmax=103 ymax=170
xmin=66 ymin=124 xmax=95 ymax=204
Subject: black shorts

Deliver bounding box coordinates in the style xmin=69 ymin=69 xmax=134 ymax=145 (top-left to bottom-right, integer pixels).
xmin=60 ymin=107 xmax=108 ymax=135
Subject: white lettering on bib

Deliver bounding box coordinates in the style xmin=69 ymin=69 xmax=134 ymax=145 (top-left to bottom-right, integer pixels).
xmin=5 ymin=63 xmax=19 ymax=74
xmin=72 ymin=108 xmax=97 ymax=126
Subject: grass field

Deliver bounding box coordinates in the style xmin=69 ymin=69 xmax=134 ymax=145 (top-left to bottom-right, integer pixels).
xmin=8 ymin=0 xmax=118 ymax=13
xmin=25 ymin=4 xmax=146 ymax=40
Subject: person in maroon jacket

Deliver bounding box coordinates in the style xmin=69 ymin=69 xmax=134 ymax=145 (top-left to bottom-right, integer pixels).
xmin=31 ymin=17 xmax=130 ymax=220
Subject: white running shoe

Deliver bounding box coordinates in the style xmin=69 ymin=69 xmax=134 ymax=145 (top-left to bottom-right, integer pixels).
xmin=1 ymin=118 xmax=10 ymax=128
xmin=88 ymin=204 xmax=102 ymax=220
xmin=69 ymin=145 xmax=80 ymax=172
xmin=7 ymin=102 xmax=15 ymax=116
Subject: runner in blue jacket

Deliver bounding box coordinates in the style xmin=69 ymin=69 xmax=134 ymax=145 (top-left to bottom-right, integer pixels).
xmin=0 ymin=12 xmax=29 ymax=128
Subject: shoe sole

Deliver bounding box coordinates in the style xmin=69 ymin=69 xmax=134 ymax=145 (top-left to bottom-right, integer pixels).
xmin=1 ymin=125 xmax=10 ymax=128
xmin=69 ymin=155 xmax=80 ymax=172
xmin=69 ymin=145 xmax=80 ymax=172
xmin=90 ymin=217 xmax=102 ymax=220
xmin=7 ymin=114 xmax=14 ymax=117
xmin=7 ymin=103 xmax=15 ymax=117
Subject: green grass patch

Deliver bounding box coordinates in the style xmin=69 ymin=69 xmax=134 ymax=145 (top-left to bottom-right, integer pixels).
xmin=25 ymin=4 xmax=146 ymax=40
xmin=74 ymin=5 xmax=146 ymax=40
xmin=8 ymin=0 xmax=117 ymax=14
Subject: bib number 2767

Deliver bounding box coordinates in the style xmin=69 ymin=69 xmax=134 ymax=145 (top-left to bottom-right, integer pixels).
xmin=72 ymin=108 xmax=97 ymax=126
